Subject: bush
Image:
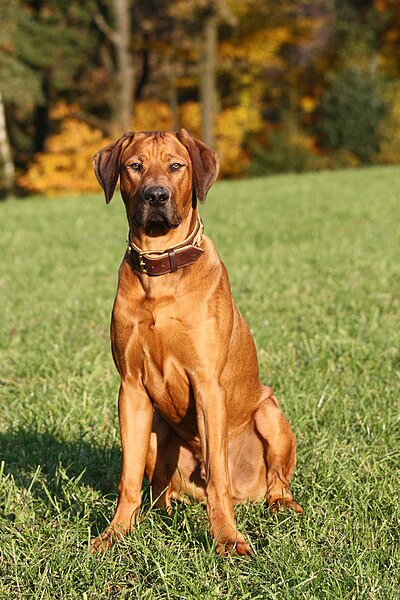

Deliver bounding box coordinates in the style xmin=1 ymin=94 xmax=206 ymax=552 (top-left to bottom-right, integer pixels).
xmin=133 ymin=100 xmax=174 ymax=131
xmin=18 ymin=110 xmax=109 ymax=195
xmin=377 ymin=80 xmax=400 ymax=165
xmin=317 ymin=68 xmax=387 ymax=164
xmin=19 ymin=100 xmax=261 ymax=193
xmin=18 ymin=101 xmax=174 ymax=196
xmin=246 ymin=126 xmax=318 ymax=176
xmin=180 ymin=101 xmax=261 ymax=178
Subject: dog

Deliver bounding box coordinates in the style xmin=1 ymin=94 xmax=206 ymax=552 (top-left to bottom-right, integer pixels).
xmin=90 ymin=129 xmax=301 ymax=556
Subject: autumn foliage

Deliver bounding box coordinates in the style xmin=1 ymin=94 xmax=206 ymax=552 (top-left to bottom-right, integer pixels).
xmin=19 ymin=106 xmax=110 ymax=195
xmin=19 ymin=86 xmax=400 ymax=195
xmin=20 ymin=99 xmax=267 ymax=193
xmin=5 ymin=0 xmax=400 ymax=196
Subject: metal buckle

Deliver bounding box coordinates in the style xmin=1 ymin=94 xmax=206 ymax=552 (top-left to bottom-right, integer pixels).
xmin=193 ymin=220 xmax=204 ymax=247
xmin=138 ymin=253 xmax=147 ymax=274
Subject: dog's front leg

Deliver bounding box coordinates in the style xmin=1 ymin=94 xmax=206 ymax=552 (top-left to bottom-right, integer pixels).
xmin=195 ymin=381 xmax=252 ymax=556
xmin=90 ymin=380 xmax=153 ymax=553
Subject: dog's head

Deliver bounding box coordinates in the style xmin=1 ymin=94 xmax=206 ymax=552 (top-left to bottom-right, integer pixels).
xmin=93 ymin=129 xmax=219 ymax=233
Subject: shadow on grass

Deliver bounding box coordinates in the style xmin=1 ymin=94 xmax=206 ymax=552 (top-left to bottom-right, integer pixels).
xmin=0 ymin=427 xmax=189 ymax=538
xmin=0 ymin=428 xmax=284 ymax=555
xmin=0 ymin=427 xmax=213 ymax=552
xmin=0 ymin=427 xmax=120 ymax=494
xmin=0 ymin=427 xmax=129 ymax=537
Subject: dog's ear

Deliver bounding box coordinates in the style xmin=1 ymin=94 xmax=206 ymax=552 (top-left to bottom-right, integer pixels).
xmin=93 ymin=133 xmax=134 ymax=204
xmin=176 ymin=128 xmax=219 ymax=205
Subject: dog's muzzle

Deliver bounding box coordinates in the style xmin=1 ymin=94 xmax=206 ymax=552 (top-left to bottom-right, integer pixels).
xmin=132 ymin=186 xmax=181 ymax=229
xmin=143 ymin=186 xmax=171 ymax=206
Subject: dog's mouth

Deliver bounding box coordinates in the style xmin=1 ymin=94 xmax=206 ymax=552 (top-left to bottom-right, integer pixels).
xmin=132 ymin=209 xmax=182 ymax=234
xmin=147 ymin=213 xmax=179 ymax=228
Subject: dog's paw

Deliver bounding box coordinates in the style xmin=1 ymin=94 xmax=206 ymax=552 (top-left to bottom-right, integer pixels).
xmin=90 ymin=526 xmax=124 ymax=554
xmin=269 ymin=498 xmax=303 ymax=514
xmin=215 ymin=529 xmax=253 ymax=557
xmin=217 ymin=539 xmax=254 ymax=557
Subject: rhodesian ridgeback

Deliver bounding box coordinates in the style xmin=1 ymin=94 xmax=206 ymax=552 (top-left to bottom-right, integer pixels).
xmin=91 ymin=129 xmax=301 ymax=556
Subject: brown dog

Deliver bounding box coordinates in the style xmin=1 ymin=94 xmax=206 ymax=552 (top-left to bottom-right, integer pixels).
xmin=91 ymin=129 xmax=301 ymax=556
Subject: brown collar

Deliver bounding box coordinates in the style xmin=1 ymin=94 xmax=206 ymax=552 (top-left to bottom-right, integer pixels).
xmin=127 ymin=216 xmax=204 ymax=276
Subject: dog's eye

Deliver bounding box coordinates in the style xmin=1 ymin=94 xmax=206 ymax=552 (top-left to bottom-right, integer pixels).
xmin=129 ymin=163 xmax=142 ymax=172
xmin=170 ymin=163 xmax=184 ymax=171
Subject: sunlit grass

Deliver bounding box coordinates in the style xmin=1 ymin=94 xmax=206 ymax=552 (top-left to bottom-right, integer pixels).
xmin=0 ymin=166 xmax=399 ymax=598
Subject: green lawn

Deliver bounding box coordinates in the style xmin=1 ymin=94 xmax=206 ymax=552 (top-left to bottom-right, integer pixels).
xmin=0 ymin=166 xmax=399 ymax=599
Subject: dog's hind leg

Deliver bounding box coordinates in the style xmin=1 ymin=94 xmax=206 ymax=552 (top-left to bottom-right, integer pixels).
xmin=254 ymin=387 xmax=302 ymax=513
xmin=146 ymin=409 xmax=206 ymax=510
xmin=145 ymin=410 xmax=175 ymax=511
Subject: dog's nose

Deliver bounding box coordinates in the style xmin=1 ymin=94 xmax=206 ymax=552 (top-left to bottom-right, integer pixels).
xmin=143 ymin=186 xmax=170 ymax=205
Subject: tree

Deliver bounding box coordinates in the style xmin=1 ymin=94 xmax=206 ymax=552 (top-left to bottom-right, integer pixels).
xmin=318 ymin=67 xmax=387 ymax=163
xmin=0 ymin=93 xmax=15 ymax=196
xmin=199 ymin=7 xmax=218 ymax=147
xmin=3 ymin=0 xmax=400 ymax=194
xmin=0 ymin=1 xmax=43 ymax=195
xmin=94 ymin=0 xmax=135 ymax=134
xmin=0 ymin=0 xmax=99 ymax=194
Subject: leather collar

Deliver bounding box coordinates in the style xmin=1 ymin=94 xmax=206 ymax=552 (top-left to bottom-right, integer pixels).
xmin=127 ymin=216 xmax=204 ymax=276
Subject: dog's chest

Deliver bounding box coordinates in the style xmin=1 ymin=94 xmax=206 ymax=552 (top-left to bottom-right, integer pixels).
xmin=129 ymin=306 xmax=195 ymax=423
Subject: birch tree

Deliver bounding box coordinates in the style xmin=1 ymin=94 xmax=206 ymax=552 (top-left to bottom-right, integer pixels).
xmin=0 ymin=94 xmax=15 ymax=197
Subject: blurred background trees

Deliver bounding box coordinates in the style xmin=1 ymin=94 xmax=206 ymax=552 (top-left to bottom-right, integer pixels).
xmin=0 ymin=0 xmax=399 ymax=196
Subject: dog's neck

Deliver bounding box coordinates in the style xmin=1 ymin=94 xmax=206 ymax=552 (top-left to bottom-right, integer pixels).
xmin=125 ymin=207 xmax=204 ymax=281
xmin=129 ymin=208 xmax=198 ymax=252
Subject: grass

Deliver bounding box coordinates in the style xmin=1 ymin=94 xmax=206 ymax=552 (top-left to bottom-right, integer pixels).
xmin=0 ymin=165 xmax=399 ymax=599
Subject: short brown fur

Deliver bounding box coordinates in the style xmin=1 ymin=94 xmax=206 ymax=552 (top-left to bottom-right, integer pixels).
xmin=91 ymin=129 xmax=301 ymax=556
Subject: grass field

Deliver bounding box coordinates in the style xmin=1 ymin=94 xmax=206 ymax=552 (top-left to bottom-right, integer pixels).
xmin=0 ymin=166 xmax=399 ymax=599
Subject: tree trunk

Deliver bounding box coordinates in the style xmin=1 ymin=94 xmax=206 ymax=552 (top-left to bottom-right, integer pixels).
xmin=200 ymin=14 xmax=218 ymax=148
xmin=134 ymin=38 xmax=149 ymax=101
xmin=33 ymin=104 xmax=49 ymax=154
xmin=114 ymin=0 xmax=135 ymax=134
xmin=169 ymin=83 xmax=179 ymax=130
xmin=33 ymin=76 xmax=50 ymax=154
xmin=0 ymin=94 xmax=15 ymax=198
